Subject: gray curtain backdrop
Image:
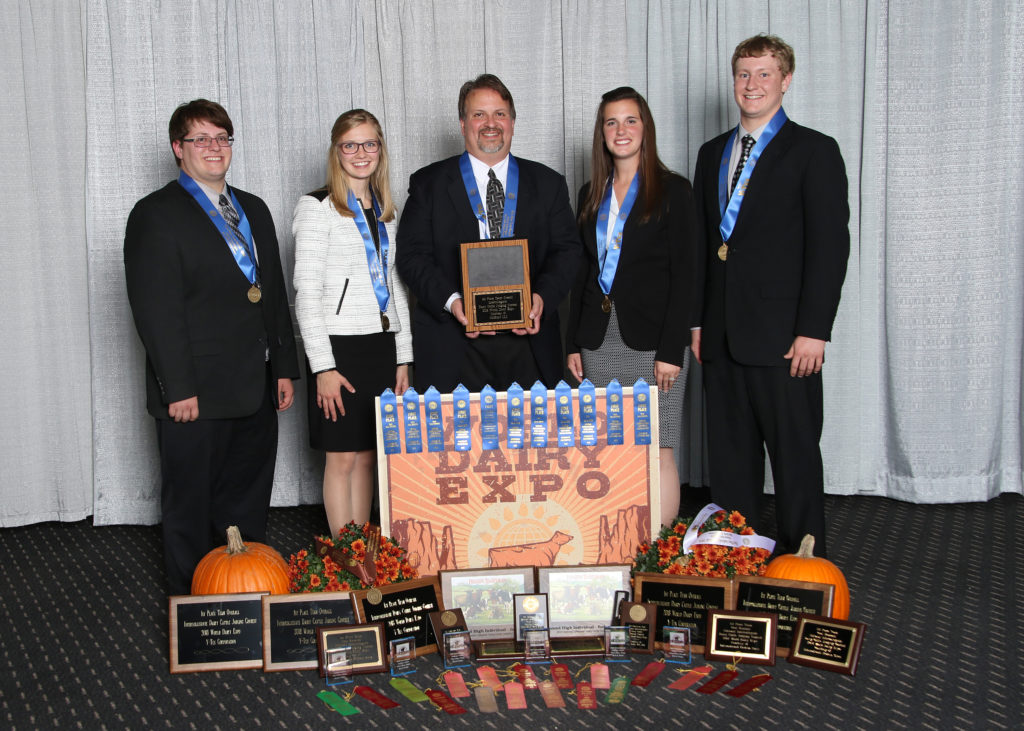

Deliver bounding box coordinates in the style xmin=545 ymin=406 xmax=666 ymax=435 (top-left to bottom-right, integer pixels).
xmin=2 ymin=0 xmax=1021 ymax=527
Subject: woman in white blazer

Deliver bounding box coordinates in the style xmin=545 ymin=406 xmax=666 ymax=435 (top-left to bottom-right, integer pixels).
xmin=293 ymin=109 xmax=412 ymax=538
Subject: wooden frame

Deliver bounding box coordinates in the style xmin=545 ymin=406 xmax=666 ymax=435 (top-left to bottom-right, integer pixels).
xmin=169 ymin=593 xmax=266 ymax=673
xmin=350 ymin=576 xmax=442 ymax=657
xmin=735 ymin=575 xmax=835 ymax=658
xmin=439 ymin=566 xmax=535 ymax=641
xmin=705 ymin=609 xmax=777 ymax=666
xmin=261 ymin=591 xmax=354 ymax=671
xmin=536 ymin=564 xmax=632 ymax=638
xmin=316 ymin=622 xmax=388 ymax=677
xmin=618 ymin=601 xmax=657 ymax=654
xmin=460 ymin=239 xmax=532 ymax=332
xmin=633 ymin=573 xmax=736 ymax=653
xmin=788 ymin=614 xmax=866 ymax=675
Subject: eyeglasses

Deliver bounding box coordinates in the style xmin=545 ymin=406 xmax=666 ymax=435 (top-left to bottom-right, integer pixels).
xmin=181 ymin=135 xmax=234 ymax=148
xmin=338 ymin=140 xmax=380 ymax=155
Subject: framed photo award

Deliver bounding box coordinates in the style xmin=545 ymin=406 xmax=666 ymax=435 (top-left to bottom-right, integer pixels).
xmin=459 ymin=239 xmax=532 ymax=332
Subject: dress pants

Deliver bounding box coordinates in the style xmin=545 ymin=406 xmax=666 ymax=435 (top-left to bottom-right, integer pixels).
xmin=702 ymin=351 xmax=827 ymax=557
xmin=155 ymin=368 xmax=278 ymax=594
xmin=460 ymin=332 xmax=541 ymax=392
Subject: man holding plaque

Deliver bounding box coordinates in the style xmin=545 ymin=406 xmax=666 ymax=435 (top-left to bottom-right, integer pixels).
xmin=124 ymin=99 xmax=299 ymax=595
xmin=397 ymin=74 xmax=581 ymax=393
xmin=690 ymin=36 xmax=850 ymax=555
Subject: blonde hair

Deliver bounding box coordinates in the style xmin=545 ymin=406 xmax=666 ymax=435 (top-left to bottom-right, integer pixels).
xmin=324 ymin=109 xmax=396 ymax=221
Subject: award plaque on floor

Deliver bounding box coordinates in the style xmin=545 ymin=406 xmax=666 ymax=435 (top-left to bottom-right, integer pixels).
xmin=460 ymin=239 xmax=532 ymax=332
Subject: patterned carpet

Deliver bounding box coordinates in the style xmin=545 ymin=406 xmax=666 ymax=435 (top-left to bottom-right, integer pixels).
xmin=0 ymin=492 xmax=1020 ymax=730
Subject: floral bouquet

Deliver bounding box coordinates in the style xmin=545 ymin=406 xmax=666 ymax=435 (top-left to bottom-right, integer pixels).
xmin=632 ymin=504 xmax=775 ymax=578
xmin=287 ymin=521 xmax=418 ymax=593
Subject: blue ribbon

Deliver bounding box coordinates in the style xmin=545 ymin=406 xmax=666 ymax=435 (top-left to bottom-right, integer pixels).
xmin=480 ymin=385 xmax=499 ymax=450
xmin=424 ymin=387 xmax=445 ymax=452
xmin=177 ymin=171 xmax=258 ymax=285
xmin=452 ymin=385 xmax=472 ymax=452
xmin=605 ymin=379 xmax=624 ymax=446
xmin=379 ymin=389 xmax=401 ymax=454
xmin=578 ymin=379 xmax=598 ymax=447
xmin=717 ymin=108 xmax=788 ymax=245
xmin=402 ymin=388 xmax=422 ymax=453
xmin=458 ymin=152 xmax=520 ymax=239
xmin=596 ymin=174 xmax=639 ymax=296
xmin=347 ymin=189 xmax=390 ymax=316
xmin=555 ymin=381 xmax=574 ymax=447
xmin=506 ymin=382 xmax=525 ymax=449
xmin=632 ymin=379 xmax=652 ymax=446
xmin=530 ymin=381 xmax=549 ymax=448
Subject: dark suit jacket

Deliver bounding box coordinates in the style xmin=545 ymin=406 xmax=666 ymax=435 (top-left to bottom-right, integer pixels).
xmin=396 ymin=154 xmax=582 ymax=390
xmin=124 ymin=179 xmax=299 ymax=419
xmin=692 ymin=120 xmax=850 ymax=365
xmin=566 ymin=172 xmax=697 ymax=367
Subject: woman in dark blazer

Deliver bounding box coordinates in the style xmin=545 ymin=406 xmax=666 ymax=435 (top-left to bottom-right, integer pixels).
xmin=566 ymin=87 xmax=698 ymax=527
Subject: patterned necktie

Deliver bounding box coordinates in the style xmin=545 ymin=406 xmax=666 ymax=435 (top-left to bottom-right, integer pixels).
xmin=218 ymin=194 xmax=249 ymax=249
xmin=730 ymin=134 xmax=755 ymax=195
xmin=486 ymin=168 xmax=504 ymax=239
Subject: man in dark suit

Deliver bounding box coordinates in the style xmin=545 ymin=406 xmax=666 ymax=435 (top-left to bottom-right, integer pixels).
xmin=124 ymin=99 xmax=300 ymax=594
xmin=396 ymin=74 xmax=581 ymax=393
xmin=690 ymin=35 xmax=850 ymax=556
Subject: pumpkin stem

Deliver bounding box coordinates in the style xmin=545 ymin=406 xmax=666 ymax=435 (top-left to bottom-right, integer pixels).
xmin=225 ymin=525 xmax=248 ymax=554
xmin=796 ymin=534 xmax=816 ymax=559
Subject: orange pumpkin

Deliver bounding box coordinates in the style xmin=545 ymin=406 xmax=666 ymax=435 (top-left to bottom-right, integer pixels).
xmin=764 ymin=534 xmax=850 ymax=619
xmin=191 ymin=525 xmax=290 ymax=595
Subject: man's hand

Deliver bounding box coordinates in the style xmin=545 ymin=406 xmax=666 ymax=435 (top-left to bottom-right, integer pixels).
xmin=316 ymin=370 xmax=355 ymax=421
xmin=277 ymin=378 xmax=295 ymax=412
xmin=690 ymin=329 xmax=702 ymax=365
xmin=784 ymin=336 xmax=826 ymax=378
xmin=511 ymin=293 xmax=544 ymax=336
xmin=168 ymin=396 xmax=199 ymax=422
xmin=451 ymin=298 xmax=496 ymax=338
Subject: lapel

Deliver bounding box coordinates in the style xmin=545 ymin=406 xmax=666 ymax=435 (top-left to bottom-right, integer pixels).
xmin=445 ymin=157 xmax=485 ymax=242
xmin=730 ymin=120 xmax=796 ymax=235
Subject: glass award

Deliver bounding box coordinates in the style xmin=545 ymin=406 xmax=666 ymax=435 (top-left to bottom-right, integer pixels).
xmin=524 ymin=628 xmax=551 ymax=664
xmin=604 ymin=626 xmax=629 ymax=663
xmin=442 ymin=630 xmax=473 ymax=669
xmin=389 ymin=637 xmax=415 ymax=677
xmin=663 ymin=626 xmax=692 ymax=664
xmin=324 ymin=646 xmax=353 ymax=685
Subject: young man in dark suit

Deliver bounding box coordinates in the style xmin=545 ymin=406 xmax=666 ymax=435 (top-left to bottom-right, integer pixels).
xmin=690 ymin=35 xmax=850 ymax=555
xmin=396 ymin=74 xmax=581 ymax=393
xmin=124 ymin=99 xmax=299 ymax=594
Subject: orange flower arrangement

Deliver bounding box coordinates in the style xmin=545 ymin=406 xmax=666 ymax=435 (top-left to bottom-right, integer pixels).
xmin=632 ymin=508 xmax=772 ymax=579
xmin=287 ymin=521 xmax=418 ymax=593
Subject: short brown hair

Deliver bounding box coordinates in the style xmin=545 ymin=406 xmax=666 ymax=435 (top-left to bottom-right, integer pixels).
xmin=732 ymin=34 xmax=795 ymax=77
xmin=167 ymin=99 xmax=233 ymax=167
xmin=458 ymin=74 xmax=516 ymax=120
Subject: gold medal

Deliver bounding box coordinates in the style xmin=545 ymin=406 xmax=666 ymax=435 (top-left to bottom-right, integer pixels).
xmin=380 ymin=313 xmax=390 ymax=330
xmin=367 ymin=587 xmax=383 ymax=605
xmin=717 ymin=243 xmax=729 ymax=261
xmin=247 ymin=284 xmax=262 ymax=303
xmin=601 ymin=295 xmax=612 ymax=314
xmin=629 ymin=604 xmax=648 ymax=622
xmin=441 ymin=610 xmax=457 ymax=627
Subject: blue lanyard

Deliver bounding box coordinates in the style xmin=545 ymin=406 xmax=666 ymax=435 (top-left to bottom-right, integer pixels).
xmin=717 ymin=108 xmax=788 ymax=243
xmin=177 ymin=171 xmax=258 ymax=285
xmin=347 ymin=189 xmax=390 ymax=314
xmin=458 ymin=152 xmax=520 ymax=238
xmin=595 ymin=173 xmax=639 ymax=296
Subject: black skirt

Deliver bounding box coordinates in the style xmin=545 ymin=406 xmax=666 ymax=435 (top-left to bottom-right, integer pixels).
xmin=306 ymin=333 xmax=397 ymax=452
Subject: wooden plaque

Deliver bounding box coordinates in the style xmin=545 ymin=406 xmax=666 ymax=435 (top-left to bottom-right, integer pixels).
xmin=705 ymin=609 xmax=777 ymax=666
xmin=316 ymin=622 xmax=388 ymax=676
xmin=788 ymin=614 xmax=866 ymax=675
xmin=169 ymin=593 xmax=266 ymax=673
xmin=618 ymin=601 xmax=657 ymax=654
xmin=460 ymin=239 xmax=532 ymax=331
xmin=261 ymin=592 xmax=355 ymax=671
xmin=735 ymin=576 xmax=834 ymax=657
xmin=350 ymin=576 xmax=443 ymax=657
xmin=633 ymin=573 xmax=736 ymax=653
